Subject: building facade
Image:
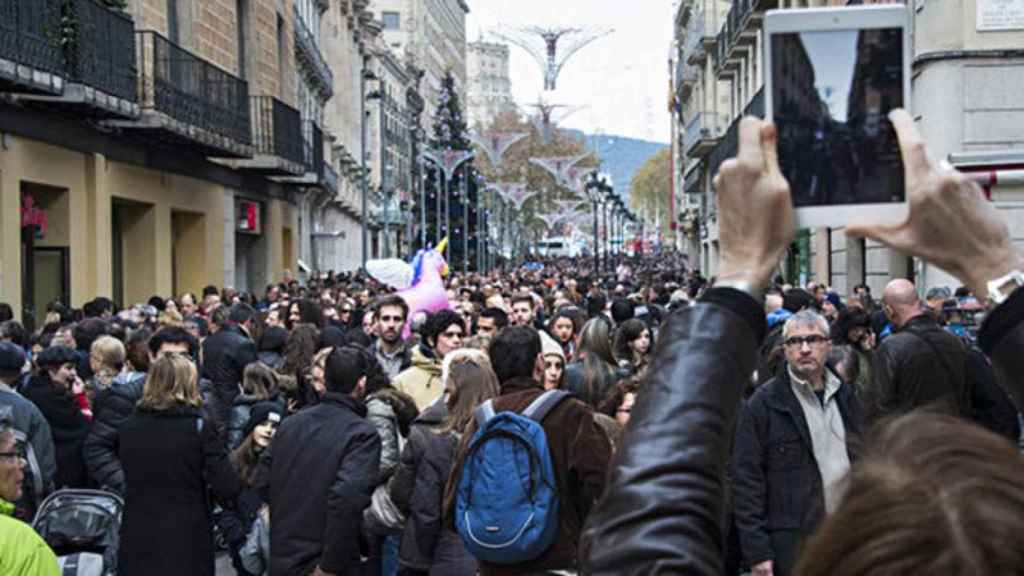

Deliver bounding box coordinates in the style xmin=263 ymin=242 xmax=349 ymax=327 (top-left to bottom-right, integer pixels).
xmin=466 ymin=39 xmax=515 ymax=130
xmin=672 ymin=0 xmax=1024 ymax=294
xmin=372 ymin=0 xmax=469 ymax=124
xmin=0 ymin=0 xmax=343 ymax=327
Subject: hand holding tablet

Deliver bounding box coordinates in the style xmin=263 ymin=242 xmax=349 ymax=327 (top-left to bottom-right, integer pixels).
xmin=763 ymin=5 xmax=911 ymax=229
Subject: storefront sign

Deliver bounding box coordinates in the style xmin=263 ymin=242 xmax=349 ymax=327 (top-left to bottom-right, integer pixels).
xmin=236 ymin=200 xmax=262 ymax=235
xmin=978 ymin=0 xmax=1024 ymax=31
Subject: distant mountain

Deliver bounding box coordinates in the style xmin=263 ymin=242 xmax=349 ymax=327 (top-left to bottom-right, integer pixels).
xmin=568 ymin=131 xmax=668 ymax=204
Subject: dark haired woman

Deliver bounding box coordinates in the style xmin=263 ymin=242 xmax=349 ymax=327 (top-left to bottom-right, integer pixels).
xmin=564 ymin=318 xmax=627 ymax=408
xmin=223 ymin=402 xmax=282 ymax=576
xmin=614 ymin=319 xmax=653 ymax=376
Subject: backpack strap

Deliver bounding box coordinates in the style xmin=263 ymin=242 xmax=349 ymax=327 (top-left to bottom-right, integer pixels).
xmin=473 ymin=399 xmax=496 ymax=428
xmin=522 ymin=390 xmax=571 ymax=423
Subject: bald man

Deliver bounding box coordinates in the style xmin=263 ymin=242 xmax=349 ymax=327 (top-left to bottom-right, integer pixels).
xmin=864 ymin=279 xmax=969 ymax=423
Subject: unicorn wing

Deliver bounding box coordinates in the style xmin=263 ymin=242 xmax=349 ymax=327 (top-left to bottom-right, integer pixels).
xmin=366 ymin=259 xmax=415 ymax=290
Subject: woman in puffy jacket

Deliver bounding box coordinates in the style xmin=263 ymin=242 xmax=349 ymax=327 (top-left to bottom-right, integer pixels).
xmin=388 ymin=350 xmax=499 ymax=576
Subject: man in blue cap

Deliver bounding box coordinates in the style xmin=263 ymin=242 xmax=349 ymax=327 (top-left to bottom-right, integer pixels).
xmin=0 ymin=342 xmax=55 ymax=519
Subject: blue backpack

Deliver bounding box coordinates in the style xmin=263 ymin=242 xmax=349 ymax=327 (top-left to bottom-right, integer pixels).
xmin=455 ymin=389 xmax=570 ymax=564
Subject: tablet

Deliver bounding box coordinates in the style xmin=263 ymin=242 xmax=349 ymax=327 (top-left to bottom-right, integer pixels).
xmin=763 ymin=5 xmax=911 ymax=229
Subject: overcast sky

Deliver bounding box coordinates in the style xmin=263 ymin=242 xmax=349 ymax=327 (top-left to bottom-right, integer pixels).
xmin=466 ymin=1 xmax=674 ymax=144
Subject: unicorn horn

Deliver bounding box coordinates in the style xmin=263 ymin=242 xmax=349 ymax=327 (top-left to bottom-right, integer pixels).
xmin=434 ymin=236 xmax=449 ymax=254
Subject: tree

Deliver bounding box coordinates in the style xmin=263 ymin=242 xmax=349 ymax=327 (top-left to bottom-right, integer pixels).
xmin=422 ymin=72 xmax=480 ymax=270
xmin=472 ymin=108 xmax=599 ymax=255
xmin=629 ymin=148 xmax=672 ymax=238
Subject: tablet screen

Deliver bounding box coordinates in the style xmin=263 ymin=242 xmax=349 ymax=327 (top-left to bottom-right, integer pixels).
xmin=770 ymin=28 xmax=904 ymax=207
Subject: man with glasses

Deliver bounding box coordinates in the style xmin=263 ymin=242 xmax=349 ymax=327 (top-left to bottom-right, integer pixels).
xmin=732 ymin=310 xmax=862 ymax=576
xmin=370 ymin=296 xmax=412 ymax=379
xmin=0 ymin=420 xmax=61 ymax=573
xmin=393 ymin=310 xmax=465 ymax=411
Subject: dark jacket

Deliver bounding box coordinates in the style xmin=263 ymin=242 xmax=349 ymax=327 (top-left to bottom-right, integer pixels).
xmin=389 ymin=403 xmax=475 ymax=575
xmin=83 ymin=371 xmax=147 ymax=494
xmin=865 ymin=314 xmax=969 ymax=423
xmin=0 ymin=385 xmax=56 ymax=519
xmin=580 ymin=287 xmax=766 ymax=575
xmin=22 ymin=375 xmax=89 ymax=489
xmin=202 ymin=325 xmax=258 ymax=426
xmin=580 ymin=286 xmax=1024 ymax=576
xmin=118 ymin=405 xmax=242 ymax=576
xmin=444 ymin=377 xmax=612 ymax=575
xmin=260 ymin=392 xmax=381 ymax=576
xmin=202 ymin=325 xmax=258 ymax=388
xmin=731 ymin=369 xmax=862 ymax=575
xmin=964 ymin=345 xmax=1020 ymax=442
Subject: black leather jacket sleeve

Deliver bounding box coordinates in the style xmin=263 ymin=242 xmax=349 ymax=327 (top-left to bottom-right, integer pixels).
xmin=581 ymin=291 xmax=764 ymax=575
xmin=980 ymin=288 xmax=1024 ymax=412
xmin=320 ymin=429 xmax=381 ymax=574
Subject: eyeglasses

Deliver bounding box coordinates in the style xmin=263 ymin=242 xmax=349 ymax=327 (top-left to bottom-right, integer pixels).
xmin=783 ymin=335 xmax=828 ymax=348
xmin=0 ymin=451 xmax=24 ymax=463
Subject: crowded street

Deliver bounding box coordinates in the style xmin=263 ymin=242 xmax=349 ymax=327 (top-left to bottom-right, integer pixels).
xmin=3 ymin=0 xmax=1024 ymax=575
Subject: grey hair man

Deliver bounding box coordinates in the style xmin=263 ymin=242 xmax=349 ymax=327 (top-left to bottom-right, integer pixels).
xmin=732 ymin=309 xmax=862 ymax=576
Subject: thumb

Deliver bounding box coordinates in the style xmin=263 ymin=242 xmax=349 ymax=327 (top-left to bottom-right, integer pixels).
xmin=760 ymin=123 xmax=781 ymax=175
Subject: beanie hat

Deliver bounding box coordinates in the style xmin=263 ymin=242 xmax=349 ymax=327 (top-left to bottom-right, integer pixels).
xmin=243 ymin=402 xmax=283 ymax=439
xmin=540 ymin=331 xmax=566 ymax=363
xmin=0 ymin=342 xmax=26 ymax=377
xmin=782 ymin=289 xmax=815 ymax=313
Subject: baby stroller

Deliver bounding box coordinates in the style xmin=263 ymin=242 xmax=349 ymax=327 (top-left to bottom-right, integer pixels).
xmin=32 ymin=489 xmax=124 ymax=576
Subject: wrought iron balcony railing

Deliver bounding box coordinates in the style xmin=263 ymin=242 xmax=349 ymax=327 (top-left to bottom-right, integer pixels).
xmin=0 ymin=0 xmax=64 ymax=93
xmin=708 ymin=87 xmax=765 ymax=178
xmin=135 ymin=31 xmax=252 ymax=154
xmin=293 ymin=4 xmax=334 ymax=99
xmin=251 ymin=96 xmax=304 ymax=165
xmin=65 ymin=0 xmax=137 ymax=103
xmin=302 ymin=120 xmax=325 ymax=180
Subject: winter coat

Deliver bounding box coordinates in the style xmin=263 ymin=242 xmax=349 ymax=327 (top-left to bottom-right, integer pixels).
xmin=22 ymin=376 xmax=89 ymax=489
xmin=371 ymin=339 xmax=413 ymax=380
xmin=201 ymin=325 xmax=258 ymax=425
xmin=865 ymin=314 xmax=970 ymax=424
xmin=365 ymin=388 xmax=420 ymax=485
xmin=0 ymin=384 xmax=56 ymax=516
xmin=389 ymin=405 xmax=476 ymax=575
xmin=240 ymin=509 xmax=271 ymax=576
xmin=227 ymin=393 xmax=286 ymax=452
xmin=393 ymin=346 xmax=444 ymax=412
xmin=118 ymin=405 xmax=242 ymax=576
xmin=443 ymin=377 xmax=613 ymax=575
xmin=0 ymin=499 xmax=60 ymax=576
xmin=731 ymin=369 xmax=862 ymax=576
xmin=258 ymin=392 xmax=381 ymax=575
xmin=82 ymin=371 xmax=147 ymax=494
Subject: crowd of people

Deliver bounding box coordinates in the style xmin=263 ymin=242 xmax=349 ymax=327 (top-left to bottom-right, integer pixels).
xmin=2 ymin=109 xmax=1024 ymax=576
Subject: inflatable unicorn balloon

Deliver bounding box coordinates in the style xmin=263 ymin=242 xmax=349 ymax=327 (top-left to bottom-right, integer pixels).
xmin=366 ymin=237 xmax=452 ymax=338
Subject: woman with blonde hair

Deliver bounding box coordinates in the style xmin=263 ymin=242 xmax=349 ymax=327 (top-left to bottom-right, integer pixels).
xmin=388 ymin=351 xmax=499 ymax=575
xmin=118 ymin=353 xmax=241 ymax=576
xmin=87 ymin=335 xmax=125 ymax=399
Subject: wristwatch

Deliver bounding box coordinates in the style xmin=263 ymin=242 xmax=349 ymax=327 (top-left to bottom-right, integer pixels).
xmin=986 ymin=270 xmax=1024 ymax=305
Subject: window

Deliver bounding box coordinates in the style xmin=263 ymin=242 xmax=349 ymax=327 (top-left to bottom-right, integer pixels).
xmin=382 ymin=11 xmax=400 ymax=30
xmin=167 ymin=0 xmax=179 ymax=43
xmin=276 ymin=14 xmax=286 ymax=92
xmin=236 ymin=0 xmax=249 ymax=78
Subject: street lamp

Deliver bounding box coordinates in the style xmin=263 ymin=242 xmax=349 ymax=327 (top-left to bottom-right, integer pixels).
xmin=360 ymin=63 xmax=381 ymax=270
xmin=584 ymin=171 xmax=606 ymax=275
